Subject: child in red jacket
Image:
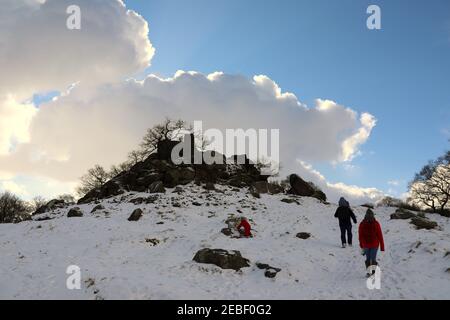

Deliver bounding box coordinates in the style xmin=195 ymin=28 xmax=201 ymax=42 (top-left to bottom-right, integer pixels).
xmin=237 ymin=217 xmax=252 ymax=238
xmin=359 ymin=209 xmax=385 ymax=275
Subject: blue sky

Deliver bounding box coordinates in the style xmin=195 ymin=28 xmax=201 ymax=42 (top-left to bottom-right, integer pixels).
xmin=123 ymin=0 xmax=450 ymax=196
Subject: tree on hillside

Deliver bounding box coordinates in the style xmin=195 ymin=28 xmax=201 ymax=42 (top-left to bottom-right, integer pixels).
xmin=31 ymin=196 xmax=47 ymax=212
xmin=139 ymin=118 xmax=191 ymax=158
xmin=0 ymin=191 xmax=31 ymax=224
xmin=409 ymin=150 xmax=450 ymax=213
xmin=76 ymin=165 xmax=112 ymax=197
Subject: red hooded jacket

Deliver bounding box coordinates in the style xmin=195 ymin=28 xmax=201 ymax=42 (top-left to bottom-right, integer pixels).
xmin=358 ymin=220 xmax=385 ymax=251
xmin=237 ymin=219 xmax=252 ymax=237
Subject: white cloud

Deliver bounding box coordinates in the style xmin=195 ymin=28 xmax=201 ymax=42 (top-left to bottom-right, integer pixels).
xmin=0 ymin=0 xmax=154 ymax=157
xmin=0 ymin=96 xmax=37 ymax=155
xmin=297 ymin=160 xmax=385 ymax=205
xmin=0 ymin=0 xmax=154 ymax=101
xmin=0 ymin=181 xmax=28 ymax=196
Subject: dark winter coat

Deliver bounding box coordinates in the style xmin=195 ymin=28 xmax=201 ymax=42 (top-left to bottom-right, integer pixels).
xmin=334 ymin=206 xmax=357 ymax=227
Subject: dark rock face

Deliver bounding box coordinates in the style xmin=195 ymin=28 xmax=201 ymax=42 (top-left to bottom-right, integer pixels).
xmin=67 ymin=207 xmax=83 ymax=218
xmin=128 ymin=208 xmax=143 ymax=221
xmin=288 ymin=174 xmax=315 ymax=197
xmin=288 ymin=174 xmax=327 ymax=201
xmin=77 ymin=139 xmax=268 ymax=204
xmin=296 ymin=232 xmax=311 ymax=239
xmin=391 ymin=208 xmax=416 ymax=220
xmin=410 ymin=217 xmax=438 ymax=230
xmin=193 ymin=248 xmax=250 ymax=271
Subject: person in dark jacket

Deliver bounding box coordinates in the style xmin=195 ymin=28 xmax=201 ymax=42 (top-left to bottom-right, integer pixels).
xmin=359 ymin=209 xmax=385 ymax=276
xmin=334 ymin=197 xmax=357 ymax=248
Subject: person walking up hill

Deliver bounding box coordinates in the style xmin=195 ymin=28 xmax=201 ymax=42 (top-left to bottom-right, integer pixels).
xmin=334 ymin=197 xmax=357 ymax=248
xmin=359 ymin=208 xmax=385 ymax=276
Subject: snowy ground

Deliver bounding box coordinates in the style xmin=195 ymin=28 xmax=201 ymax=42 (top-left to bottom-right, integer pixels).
xmin=1 ymin=184 xmax=449 ymax=300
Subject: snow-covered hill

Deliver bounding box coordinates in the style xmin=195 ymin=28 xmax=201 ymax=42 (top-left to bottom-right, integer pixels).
xmin=1 ymin=184 xmax=449 ymax=300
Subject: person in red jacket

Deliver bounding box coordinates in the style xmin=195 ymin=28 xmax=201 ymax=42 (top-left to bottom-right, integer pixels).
xmin=237 ymin=217 xmax=252 ymax=238
xmin=358 ymin=209 xmax=385 ymax=275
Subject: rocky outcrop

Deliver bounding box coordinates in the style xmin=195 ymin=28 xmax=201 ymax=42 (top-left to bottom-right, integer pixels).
xmin=193 ymin=248 xmax=250 ymax=271
xmin=34 ymin=199 xmax=67 ymax=215
xmin=410 ymin=217 xmax=438 ymax=230
xmin=78 ymin=140 xmax=268 ymax=204
xmin=391 ymin=208 xmax=416 ymax=220
xmin=67 ymin=207 xmax=83 ymax=218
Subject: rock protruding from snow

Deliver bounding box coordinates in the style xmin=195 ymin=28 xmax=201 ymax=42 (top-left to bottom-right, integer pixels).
xmin=193 ymin=248 xmax=250 ymax=271
xmin=288 ymin=174 xmax=327 ymax=201
xmin=256 ymin=263 xmax=282 ymax=278
xmin=410 ymin=216 xmax=438 ymax=230
xmin=296 ymin=232 xmax=311 ymax=239
xmin=128 ymin=208 xmax=143 ymax=222
xmin=67 ymin=207 xmax=83 ymax=218
xmin=391 ymin=208 xmax=416 ymax=220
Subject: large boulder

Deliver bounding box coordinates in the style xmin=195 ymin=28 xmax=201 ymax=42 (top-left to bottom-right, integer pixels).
xmin=410 ymin=216 xmax=438 ymax=230
xmin=67 ymin=207 xmax=83 ymax=218
xmin=128 ymin=208 xmax=143 ymax=221
xmin=391 ymin=208 xmax=416 ymax=220
xmin=193 ymin=248 xmax=250 ymax=271
xmin=288 ymin=174 xmax=315 ymax=197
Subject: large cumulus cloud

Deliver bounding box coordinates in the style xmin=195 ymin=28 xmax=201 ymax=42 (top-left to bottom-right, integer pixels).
xmin=0 ymin=0 xmax=154 ymax=154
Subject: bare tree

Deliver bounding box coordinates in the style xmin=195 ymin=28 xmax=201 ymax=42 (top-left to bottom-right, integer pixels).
xmin=76 ymin=165 xmax=111 ymax=197
xmin=31 ymin=196 xmax=47 ymax=212
xmin=139 ymin=118 xmax=191 ymax=157
xmin=409 ymin=150 xmax=450 ymax=212
xmin=57 ymin=194 xmax=76 ymax=204
xmin=0 ymin=191 xmax=31 ymax=224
